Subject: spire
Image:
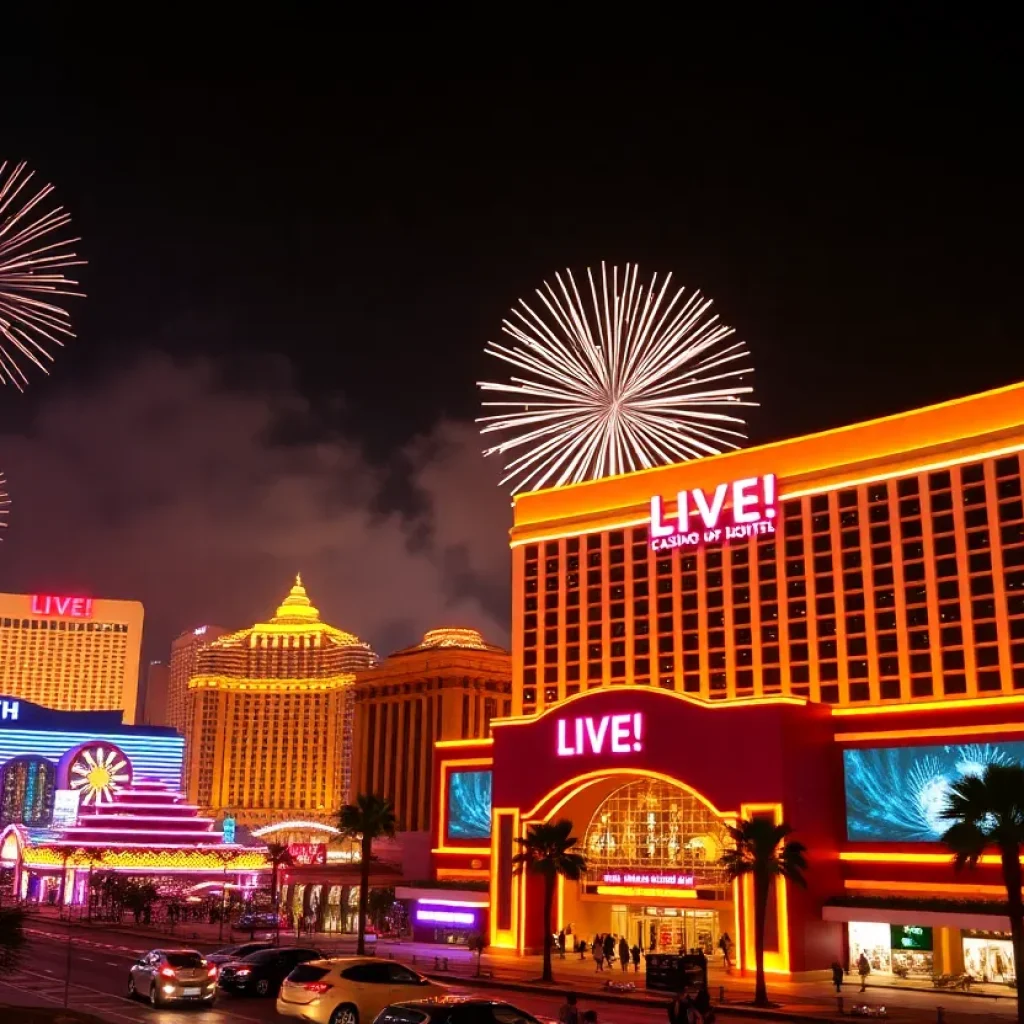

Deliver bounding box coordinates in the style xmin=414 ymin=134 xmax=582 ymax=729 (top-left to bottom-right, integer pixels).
xmin=272 ymin=574 xmax=321 ymax=623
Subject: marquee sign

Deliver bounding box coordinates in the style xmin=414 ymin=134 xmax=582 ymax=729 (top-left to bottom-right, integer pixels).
xmin=600 ymin=871 xmax=695 ymax=888
xmin=557 ymin=712 xmax=643 ymax=758
xmin=649 ymin=473 xmax=777 ymax=551
xmin=287 ymin=843 xmax=327 ymax=866
xmin=30 ymin=594 xmax=94 ymax=619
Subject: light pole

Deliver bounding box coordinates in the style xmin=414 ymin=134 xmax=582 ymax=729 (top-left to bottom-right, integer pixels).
xmin=212 ymin=850 xmax=235 ymax=943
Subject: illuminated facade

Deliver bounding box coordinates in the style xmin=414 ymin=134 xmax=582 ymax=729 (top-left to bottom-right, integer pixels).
xmin=186 ymin=577 xmax=377 ymax=829
xmin=0 ymin=592 xmax=144 ymax=723
xmin=350 ymin=628 xmax=511 ymax=832
xmin=511 ymin=380 xmax=1024 ymax=713
xmin=142 ymin=660 xmax=169 ymax=726
xmin=166 ymin=624 xmax=227 ymax=736
xmin=421 ymin=382 xmax=1024 ymax=980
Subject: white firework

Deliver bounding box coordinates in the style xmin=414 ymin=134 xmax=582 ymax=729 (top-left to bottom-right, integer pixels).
xmin=478 ymin=263 xmax=756 ymax=493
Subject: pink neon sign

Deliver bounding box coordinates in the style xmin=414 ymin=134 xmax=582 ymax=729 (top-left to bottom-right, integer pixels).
xmin=30 ymin=594 xmax=94 ymax=619
xmin=557 ymin=712 xmax=643 ymax=757
xmin=649 ymin=474 xmax=777 ymax=551
xmin=601 ymin=871 xmax=695 ymax=887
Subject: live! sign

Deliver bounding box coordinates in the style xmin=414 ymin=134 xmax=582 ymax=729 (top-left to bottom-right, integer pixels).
xmin=649 ymin=473 xmax=777 ymax=551
xmin=30 ymin=594 xmax=94 ymax=619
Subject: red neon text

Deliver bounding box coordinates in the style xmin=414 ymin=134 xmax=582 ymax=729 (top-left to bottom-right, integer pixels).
xmin=601 ymin=871 xmax=695 ymax=887
xmin=30 ymin=595 xmax=94 ymax=619
xmin=649 ymin=474 xmax=777 ymax=551
xmin=557 ymin=712 xmax=643 ymax=757
xmin=287 ymin=843 xmax=327 ymax=866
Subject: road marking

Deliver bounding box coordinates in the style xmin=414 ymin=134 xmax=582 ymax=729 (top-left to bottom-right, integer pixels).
xmin=107 ymin=960 xmax=120 ymax=966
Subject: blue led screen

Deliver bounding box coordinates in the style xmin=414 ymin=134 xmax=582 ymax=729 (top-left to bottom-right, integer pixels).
xmin=446 ymin=769 xmax=493 ymax=840
xmin=844 ymin=741 xmax=1024 ymax=842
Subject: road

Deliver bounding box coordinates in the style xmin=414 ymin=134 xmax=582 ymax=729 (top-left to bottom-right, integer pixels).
xmin=0 ymin=923 xmax=682 ymax=1024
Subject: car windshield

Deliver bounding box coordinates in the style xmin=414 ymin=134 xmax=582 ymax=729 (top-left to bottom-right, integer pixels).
xmin=165 ymin=953 xmax=205 ymax=968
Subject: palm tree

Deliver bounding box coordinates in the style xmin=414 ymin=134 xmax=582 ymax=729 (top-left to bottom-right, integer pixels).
xmin=338 ymin=793 xmax=397 ymax=955
xmin=941 ymin=763 xmax=1024 ymax=1024
xmin=265 ymin=842 xmax=293 ymax=906
xmin=0 ymin=906 xmax=27 ymax=972
xmin=719 ymin=817 xmax=807 ymax=1007
xmin=511 ymin=818 xmax=587 ymax=983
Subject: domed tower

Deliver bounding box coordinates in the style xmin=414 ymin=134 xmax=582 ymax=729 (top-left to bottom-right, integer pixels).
xmin=185 ymin=576 xmax=377 ymax=828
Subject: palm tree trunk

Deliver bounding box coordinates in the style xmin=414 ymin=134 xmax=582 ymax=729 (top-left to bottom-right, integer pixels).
xmin=999 ymin=844 xmax=1024 ymax=1024
xmin=271 ymin=860 xmax=279 ymax=904
xmin=753 ymin=871 xmax=769 ymax=1006
xmin=356 ymin=835 xmax=371 ymax=956
xmin=541 ymin=871 xmax=555 ymax=983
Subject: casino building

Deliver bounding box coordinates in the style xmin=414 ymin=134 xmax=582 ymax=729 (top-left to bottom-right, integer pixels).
xmin=425 ymin=381 xmax=1024 ymax=984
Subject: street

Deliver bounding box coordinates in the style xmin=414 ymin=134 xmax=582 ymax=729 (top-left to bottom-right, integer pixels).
xmin=0 ymin=924 xmax=676 ymax=1024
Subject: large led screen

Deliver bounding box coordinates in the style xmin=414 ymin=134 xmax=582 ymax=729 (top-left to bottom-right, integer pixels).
xmin=844 ymin=741 xmax=1024 ymax=842
xmin=446 ymin=769 xmax=492 ymax=841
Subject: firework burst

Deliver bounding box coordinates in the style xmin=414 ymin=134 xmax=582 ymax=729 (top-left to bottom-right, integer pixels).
xmin=0 ymin=160 xmax=85 ymax=390
xmin=478 ymin=263 xmax=755 ymax=493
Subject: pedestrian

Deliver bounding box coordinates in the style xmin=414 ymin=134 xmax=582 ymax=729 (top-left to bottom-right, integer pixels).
xmin=631 ymin=943 xmax=641 ymax=973
xmin=579 ymin=938 xmax=588 ymax=960
xmin=618 ymin=935 xmax=630 ymax=972
xmin=592 ymin=941 xmax=605 ymax=972
xmin=667 ymin=992 xmax=689 ymax=1024
xmin=558 ymin=929 xmax=567 ymax=959
xmin=694 ymin=984 xmax=714 ymax=1023
xmin=603 ymin=932 xmax=615 ymax=966
xmin=857 ymin=952 xmax=870 ymax=992
xmin=717 ymin=933 xmax=733 ymax=972
xmin=831 ymin=959 xmax=844 ymax=993
xmin=557 ymin=992 xmax=580 ymax=1024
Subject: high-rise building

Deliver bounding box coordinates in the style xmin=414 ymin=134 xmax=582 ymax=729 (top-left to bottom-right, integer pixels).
xmin=142 ymin=660 xmax=170 ymax=725
xmin=185 ymin=576 xmax=376 ymax=828
xmin=0 ymin=592 xmax=144 ymax=722
xmin=166 ymin=625 xmax=227 ymax=737
xmin=350 ymin=627 xmax=511 ymax=832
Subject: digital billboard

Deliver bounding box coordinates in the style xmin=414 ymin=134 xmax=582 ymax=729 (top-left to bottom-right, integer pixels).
xmin=843 ymin=741 xmax=1024 ymax=842
xmin=446 ymin=769 xmax=492 ymax=841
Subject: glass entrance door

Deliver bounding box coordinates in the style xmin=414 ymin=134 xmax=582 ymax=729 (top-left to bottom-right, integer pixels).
xmin=631 ymin=908 xmax=719 ymax=954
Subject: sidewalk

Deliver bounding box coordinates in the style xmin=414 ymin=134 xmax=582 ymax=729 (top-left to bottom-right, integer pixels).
xmin=21 ymin=907 xmax=1015 ymax=1022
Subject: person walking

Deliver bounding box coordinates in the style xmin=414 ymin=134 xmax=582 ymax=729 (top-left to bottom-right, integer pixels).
xmin=592 ymin=941 xmax=605 ymax=972
xmin=831 ymin=959 xmax=844 ymax=993
xmin=857 ymin=952 xmax=870 ymax=992
xmin=558 ymin=930 xmax=567 ymax=960
xmin=558 ymin=992 xmax=580 ymax=1024
xmin=618 ymin=935 xmax=630 ymax=973
xmin=717 ymin=933 xmax=733 ymax=972
xmin=603 ymin=932 xmax=615 ymax=967
xmin=631 ymin=943 xmax=641 ymax=973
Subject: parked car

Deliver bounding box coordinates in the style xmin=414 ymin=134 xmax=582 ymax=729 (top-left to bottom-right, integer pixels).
xmin=206 ymin=941 xmax=276 ymax=974
xmin=218 ymin=946 xmax=322 ymax=997
xmin=374 ymin=997 xmax=555 ymax=1024
xmin=276 ymin=957 xmax=445 ymax=1023
xmin=234 ymin=910 xmax=285 ymax=930
xmin=127 ymin=949 xmax=217 ymax=1007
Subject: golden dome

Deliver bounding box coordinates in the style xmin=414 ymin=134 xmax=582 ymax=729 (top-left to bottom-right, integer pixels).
xmin=272 ymin=573 xmax=321 ymax=624
xmin=420 ymin=627 xmax=489 ymax=650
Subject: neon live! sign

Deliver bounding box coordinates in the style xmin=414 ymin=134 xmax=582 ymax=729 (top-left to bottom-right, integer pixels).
xmin=30 ymin=595 xmax=94 ymax=619
xmin=649 ymin=473 xmax=777 ymax=551
xmin=558 ymin=712 xmax=643 ymax=757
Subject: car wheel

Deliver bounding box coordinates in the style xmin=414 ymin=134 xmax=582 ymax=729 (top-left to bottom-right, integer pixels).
xmin=127 ymin=975 xmax=136 ymax=1000
xmin=331 ymin=1005 xmax=358 ymax=1024
xmin=149 ymin=985 xmax=161 ymax=1008
xmin=255 ymin=978 xmax=270 ymax=996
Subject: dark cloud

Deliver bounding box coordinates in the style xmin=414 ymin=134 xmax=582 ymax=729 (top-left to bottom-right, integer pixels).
xmin=0 ymin=352 xmax=511 ymax=659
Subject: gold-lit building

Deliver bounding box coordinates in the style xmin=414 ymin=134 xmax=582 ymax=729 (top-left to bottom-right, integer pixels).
xmin=350 ymin=628 xmax=511 ymax=832
xmin=185 ymin=577 xmax=377 ymax=828
xmin=0 ymin=592 xmax=144 ymax=722
xmin=167 ymin=625 xmax=227 ymax=736
xmin=511 ymin=379 xmax=1024 ymax=713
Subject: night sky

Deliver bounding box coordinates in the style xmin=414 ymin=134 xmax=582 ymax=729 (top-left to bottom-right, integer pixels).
xmin=1 ymin=28 xmax=1021 ymax=662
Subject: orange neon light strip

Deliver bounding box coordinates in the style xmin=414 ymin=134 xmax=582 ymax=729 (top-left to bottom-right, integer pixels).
xmin=836 ymin=723 xmax=1024 ymax=744
xmin=435 ymin=738 xmax=494 ymax=749
xmin=844 ymin=879 xmax=1008 ymax=897
xmin=832 ymin=693 xmax=1024 ymax=717
xmin=839 ymin=851 xmax=1022 ymax=865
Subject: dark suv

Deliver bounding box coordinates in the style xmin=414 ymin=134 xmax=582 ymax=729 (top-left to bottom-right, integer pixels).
xmin=373 ymin=998 xmax=553 ymax=1024
xmin=218 ymin=946 xmax=322 ymax=997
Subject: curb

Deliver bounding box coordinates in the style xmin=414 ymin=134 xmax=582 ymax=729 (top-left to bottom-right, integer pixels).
xmin=421 ymin=971 xmax=842 ymax=1022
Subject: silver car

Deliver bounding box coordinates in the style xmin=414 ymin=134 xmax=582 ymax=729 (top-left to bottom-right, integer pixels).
xmin=128 ymin=948 xmax=217 ymax=1007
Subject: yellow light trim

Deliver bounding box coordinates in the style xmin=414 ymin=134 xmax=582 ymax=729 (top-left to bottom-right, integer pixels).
xmin=832 ymin=693 xmax=1024 ymax=717
xmin=595 ymin=886 xmax=698 ymax=899
xmin=840 ymin=851 xmax=1018 ymax=865
xmin=188 ymin=673 xmax=355 ymax=693
xmin=20 ymin=847 xmax=269 ymax=871
xmin=435 ymin=756 xmax=496 ymax=854
xmin=523 ymin=768 xmax=737 ymax=823
xmin=837 ymin=723 xmax=1024 ymax=744
xmin=739 ymin=803 xmax=790 ymax=975
xmin=490 ymin=807 xmax=521 ymax=950
xmin=844 ymin=879 xmax=1008 ymax=897
xmin=437 ymin=868 xmax=490 ymax=881
xmin=435 ymin=738 xmax=494 ymax=749
xmin=492 ymin=687 xmax=806 ymax=731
